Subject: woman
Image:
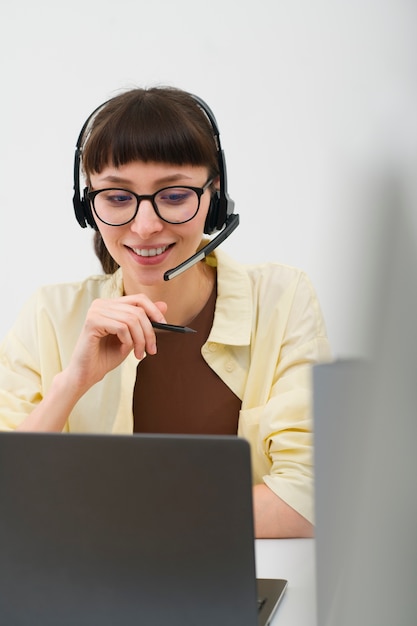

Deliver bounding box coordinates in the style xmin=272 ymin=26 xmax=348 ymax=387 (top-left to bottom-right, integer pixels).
xmin=0 ymin=86 xmax=331 ymax=537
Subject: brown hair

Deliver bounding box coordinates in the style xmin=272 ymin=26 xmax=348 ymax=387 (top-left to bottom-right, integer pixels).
xmin=80 ymin=87 xmax=220 ymax=273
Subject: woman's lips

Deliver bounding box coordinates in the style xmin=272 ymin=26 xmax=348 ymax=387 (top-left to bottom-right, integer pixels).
xmin=131 ymin=245 xmax=170 ymax=257
xmin=127 ymin=243 xmax=174 ymax=265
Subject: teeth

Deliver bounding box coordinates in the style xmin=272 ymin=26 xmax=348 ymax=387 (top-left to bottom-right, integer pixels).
xmin=132 ymin=246 xmax=168 ymax=257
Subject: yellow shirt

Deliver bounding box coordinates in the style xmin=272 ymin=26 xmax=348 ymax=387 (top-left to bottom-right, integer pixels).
xmin=0 ymin=248 xmax=331 ymax=523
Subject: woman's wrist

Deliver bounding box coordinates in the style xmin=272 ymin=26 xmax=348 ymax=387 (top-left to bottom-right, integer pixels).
xmin=17 ymin=369 xmax=88 ymax=432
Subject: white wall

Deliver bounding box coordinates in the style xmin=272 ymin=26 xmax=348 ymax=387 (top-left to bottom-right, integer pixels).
xmin=1 ymin=0 xmax=416 ymax=357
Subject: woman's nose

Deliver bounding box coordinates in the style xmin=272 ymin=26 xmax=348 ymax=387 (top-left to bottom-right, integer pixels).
xmin=130 ymin=199 xmax=164 ymax=237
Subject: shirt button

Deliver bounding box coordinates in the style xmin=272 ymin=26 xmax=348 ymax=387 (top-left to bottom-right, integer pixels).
xmin=225 ymin=361 xmax=235 ymax=372
xmin=207 ymin=343 xmax=218 ymax=352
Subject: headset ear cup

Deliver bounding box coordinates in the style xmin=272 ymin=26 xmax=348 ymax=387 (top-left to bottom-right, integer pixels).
xmin=81 ymin=188 xmax=98 ymax=230
xmin=204 ymin=191 xmax=222 ymax=235
xmin=73 ymin=147 xmax=87 ymax=228
xmin=73 ymin=148 xmax=97 ymax=230
xmin=73 ymin=195 xmax=87 ymax=228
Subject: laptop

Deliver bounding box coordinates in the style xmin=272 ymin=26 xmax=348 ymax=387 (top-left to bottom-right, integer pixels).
xmin=0 ymin=432 xmax=287 ymax=626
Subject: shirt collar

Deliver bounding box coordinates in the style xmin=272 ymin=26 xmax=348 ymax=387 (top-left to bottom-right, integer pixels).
xmin=205 ymin=247 xmax=253 ymax=346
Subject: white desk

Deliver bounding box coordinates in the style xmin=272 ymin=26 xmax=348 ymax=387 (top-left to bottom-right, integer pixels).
xmin=255 ymin=538 xmax=317 ymax=626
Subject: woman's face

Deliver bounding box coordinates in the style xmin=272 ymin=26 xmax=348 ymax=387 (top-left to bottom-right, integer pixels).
xmin=89 ymin=161 xmax=212 ymax=292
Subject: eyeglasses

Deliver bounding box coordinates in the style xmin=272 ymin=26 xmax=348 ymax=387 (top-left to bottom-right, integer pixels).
xmin=87 ymin=178 xmax=214 ymax=226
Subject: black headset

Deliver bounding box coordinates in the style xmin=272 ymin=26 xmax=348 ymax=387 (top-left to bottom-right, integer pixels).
xmin=72 ymin=91 xmax=235 ymax=236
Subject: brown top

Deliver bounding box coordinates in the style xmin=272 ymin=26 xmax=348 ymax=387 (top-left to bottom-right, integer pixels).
xmin=133 ymin=283 xmax=241 ymax=434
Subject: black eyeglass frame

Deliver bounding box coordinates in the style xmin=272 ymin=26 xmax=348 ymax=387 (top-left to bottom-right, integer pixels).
xmin=86 ymin=178 xmax=214 ymax=227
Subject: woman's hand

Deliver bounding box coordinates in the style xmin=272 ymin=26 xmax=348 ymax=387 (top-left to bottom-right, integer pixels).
xmin=67 ymin=295 xmax=168 ymax=392
xmin=17 ymin=294 xmax=167 ymax=432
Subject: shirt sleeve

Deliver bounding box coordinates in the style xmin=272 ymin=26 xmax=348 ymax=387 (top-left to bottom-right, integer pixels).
xmin=235 ymin=267 xmax=332 ymax=525
xmin=0 ymin=292 xmax=44 ymax=430
xmin=258 ymin=271 xmax=332 ymax=524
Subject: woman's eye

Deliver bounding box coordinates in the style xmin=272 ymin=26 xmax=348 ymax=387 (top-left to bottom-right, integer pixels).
xmin=159 ymin=188 xmax=192 ymax=204
xmin=106 ymin=192 xmax=133 ymax=204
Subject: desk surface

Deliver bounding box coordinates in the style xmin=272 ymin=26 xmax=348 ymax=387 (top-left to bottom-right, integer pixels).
xmin=255 ymin=538 xmax=316 ymax=626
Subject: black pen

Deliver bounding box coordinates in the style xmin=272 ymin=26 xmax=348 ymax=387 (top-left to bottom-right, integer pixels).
xmin=151 ymin=321 xmax=197 ymax=334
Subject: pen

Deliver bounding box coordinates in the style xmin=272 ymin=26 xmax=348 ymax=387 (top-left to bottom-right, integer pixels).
xmin=151 ymin=321 xmax=197 ymax=334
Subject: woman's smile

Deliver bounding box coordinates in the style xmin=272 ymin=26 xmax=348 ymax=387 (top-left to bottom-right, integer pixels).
xmin=126 ymin=242 xmax=174 ymax=266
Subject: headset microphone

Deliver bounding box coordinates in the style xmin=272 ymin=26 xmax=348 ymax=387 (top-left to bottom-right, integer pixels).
xmin=164 ymin=213 xmax=239 ymax=280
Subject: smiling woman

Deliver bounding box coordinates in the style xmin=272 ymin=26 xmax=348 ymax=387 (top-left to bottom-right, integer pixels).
xmin=0 ymin=85 xmax=332 ymax=538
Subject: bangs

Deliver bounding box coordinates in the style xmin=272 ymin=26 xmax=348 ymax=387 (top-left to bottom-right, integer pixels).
xmin=82 ymin=88 xmax=219 ymax=177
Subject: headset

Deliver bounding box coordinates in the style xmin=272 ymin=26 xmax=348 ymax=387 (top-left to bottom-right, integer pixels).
xmin=72 ymin=91 xmax=239 ymax=280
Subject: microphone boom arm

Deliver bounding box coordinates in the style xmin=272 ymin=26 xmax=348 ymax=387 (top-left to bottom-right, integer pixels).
xmin=163 ymin=214 xmax=240 ymax=281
